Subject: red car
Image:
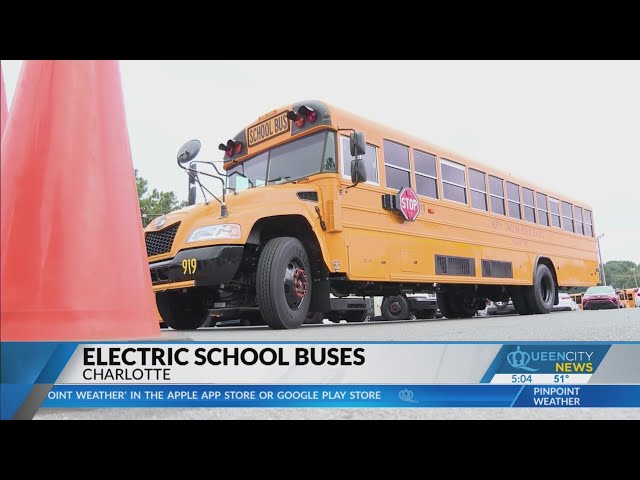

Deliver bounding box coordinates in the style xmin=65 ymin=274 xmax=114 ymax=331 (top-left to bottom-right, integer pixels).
xmin=582 ymin=285 xmax=623 ymax=310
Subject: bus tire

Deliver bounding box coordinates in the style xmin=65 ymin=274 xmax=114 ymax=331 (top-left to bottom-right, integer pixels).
xmin=345 ymin=311 xmax=367 ymax=323
xmin=452 ymin=301 xmax=477 ymax=318
xmin=524 ymin=264 xmax=556 ymax=314
xmin=305 ymin=312 xmax=325 ymax=324
xmin=511 ymin=287 xmax=533 ymax=315
xmin=156 ymin=291 xmax=209 ymax=330
xmin=381 ymin=295 xmax=411 ymax=321
xmin=437 ymin=291 xmax=459 ymax=319
xmin=415 ymin=309 xmax=437 ymax=319
xmin=257 ymin=237 xmax=312 ymax=329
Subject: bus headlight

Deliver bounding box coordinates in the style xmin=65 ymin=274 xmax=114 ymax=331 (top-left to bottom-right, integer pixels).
xmin=186 ymin=224 xmax=241 ymax=243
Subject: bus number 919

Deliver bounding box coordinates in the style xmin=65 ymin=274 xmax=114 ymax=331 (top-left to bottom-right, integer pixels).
xmin=182 ymin=258 xmax=197 ymax=275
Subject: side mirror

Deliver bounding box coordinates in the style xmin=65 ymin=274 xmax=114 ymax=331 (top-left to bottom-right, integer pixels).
xmin=188 ymin=162 xmax=198 ymax=206
xmin=350 ymin=157 xmax=367 ymax=185
xmin=349 ymin=131 xmax=366 ymax=157
xmin=177 ymin=139 xmax=202 ymax=166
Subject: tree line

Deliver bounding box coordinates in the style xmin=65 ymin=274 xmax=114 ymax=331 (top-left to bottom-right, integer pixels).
xmin=136 ymin=169 xmax=188 ymax=228
xmin=602 ymin=260 xmax=640 ymax=290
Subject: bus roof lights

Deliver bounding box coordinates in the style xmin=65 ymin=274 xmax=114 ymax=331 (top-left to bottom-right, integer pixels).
xmin=298 ymin=105 xmax=317 ymax=123
xmin=286 ymin=107 xmax=317 ymax=129
xmin=286 ymin=110 xmax=298 ymax=121
xmin=219 ymin=139 xmax=239 ymax=158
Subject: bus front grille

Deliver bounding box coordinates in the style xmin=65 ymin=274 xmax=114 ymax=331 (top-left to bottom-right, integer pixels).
xmin=145 ymin=223 xmax=180 ymax=257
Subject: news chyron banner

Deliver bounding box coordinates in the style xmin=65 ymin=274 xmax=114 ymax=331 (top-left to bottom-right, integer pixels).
xmin=2 ymin=342 xmax=640 ymax=419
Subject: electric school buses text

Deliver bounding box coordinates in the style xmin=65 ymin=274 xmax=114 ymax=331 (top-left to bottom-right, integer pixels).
xmin=3 ymin=342 xmax=640 ymax=418
xmin=80 ymin=346 xmax=366 ymax=381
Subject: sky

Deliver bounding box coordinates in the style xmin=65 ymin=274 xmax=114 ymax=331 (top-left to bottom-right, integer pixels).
xmin=2 ymin=60 xmax=638 ymax=263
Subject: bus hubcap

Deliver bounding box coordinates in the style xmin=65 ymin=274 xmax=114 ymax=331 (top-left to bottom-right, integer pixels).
xmin=284 ymin=261 xmax=307 ymax=310
xmin=390 ymin=301 xmax=401 ymax=314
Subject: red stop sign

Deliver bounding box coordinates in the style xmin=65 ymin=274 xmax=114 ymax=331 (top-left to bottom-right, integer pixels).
xmin=397 ymin=187 xmax=420 ymax=221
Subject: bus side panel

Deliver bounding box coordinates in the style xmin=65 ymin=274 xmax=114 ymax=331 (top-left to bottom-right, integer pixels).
xmin=338 ymin=185 xmax=598 ymax=287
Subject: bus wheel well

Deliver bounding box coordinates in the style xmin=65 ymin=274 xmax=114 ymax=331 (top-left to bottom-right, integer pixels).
xmin=248 ymin=215 xmax=326 ymax=275
xmin=537 ymin=256 xmax=559 ymax=305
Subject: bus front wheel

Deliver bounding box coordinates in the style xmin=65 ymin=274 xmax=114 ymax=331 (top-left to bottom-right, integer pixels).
xmin=156 ymin=291 xmax=209 ymax=330
xmin=257 ymin=237 xmax=312 ymax=330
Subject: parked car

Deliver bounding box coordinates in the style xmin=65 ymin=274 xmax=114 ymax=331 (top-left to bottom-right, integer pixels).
xmin=582 ymin=285 xmax=623 ymax=310
xmin=553 ymin=293 xmax=580 ymax=312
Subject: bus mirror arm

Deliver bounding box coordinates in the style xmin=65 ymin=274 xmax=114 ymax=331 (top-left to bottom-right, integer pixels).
xmin=179 ymin=160 xmax=228 ymax=217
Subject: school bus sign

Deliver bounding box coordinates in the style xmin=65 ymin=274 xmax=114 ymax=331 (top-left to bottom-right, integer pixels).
xmin=398 ymin=187 xmax=420 ymax=221
xmin=381 ymin=187 xmax=420 ymax=221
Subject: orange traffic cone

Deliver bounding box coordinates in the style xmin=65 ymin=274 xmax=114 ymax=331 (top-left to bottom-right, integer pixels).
xmin=1 ymin=60 xmax=160 ymax=340
xmin=0 ymin=63 xmax=7 ymax=138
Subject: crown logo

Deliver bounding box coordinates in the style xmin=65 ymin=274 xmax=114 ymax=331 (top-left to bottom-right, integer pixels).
xmin=507 ymin=346 xmax=538 ymax=372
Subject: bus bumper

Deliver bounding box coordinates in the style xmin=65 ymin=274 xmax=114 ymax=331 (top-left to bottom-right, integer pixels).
xmin=149 ymin=245 xmax=244 ymax=290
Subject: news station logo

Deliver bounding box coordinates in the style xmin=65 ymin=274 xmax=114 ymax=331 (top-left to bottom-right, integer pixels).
xmin=507 ymin=346 xmax=539 ymax=372
xmin=504 ymin=345 xmax=595 ymax=374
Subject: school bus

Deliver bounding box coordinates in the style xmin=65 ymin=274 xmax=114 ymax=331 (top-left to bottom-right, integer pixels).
xmin=569 ymin=292 xmax=583 ymax=310
xmin=144 ymin=100 xmax=600 ymax=329
xmin=617 ymin=288 xmax=637 ymax=309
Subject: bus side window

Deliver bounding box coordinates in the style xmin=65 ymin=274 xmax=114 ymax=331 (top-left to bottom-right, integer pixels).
xmin=441 ymin=159 xmax=467 ymax=204
xmin=523 ymin=187 xmax=536 ymax=223
xmin=536 ymin=192 xmax=549 ymax=226
xmin=383 ymin=140 xmax=411 ymax=190
xmin=584 ymin=209 xmax=593 ymax=236
xmin=414 ymin=150 xmax=439 ymax=199
xmin=507 ymin=182 xmax=522 ymax=219
xmin=549 ymin=197 xmax=561 ymax=228
xmin=574 ymin=206 xmax=584 ymax=235
xmin=489 ymin=175 xmax=505 ymax=215
xmin=469 ymin=168 xmax=487 ymax=210
xmin=561 ymin=201 xmax=575 ymax=233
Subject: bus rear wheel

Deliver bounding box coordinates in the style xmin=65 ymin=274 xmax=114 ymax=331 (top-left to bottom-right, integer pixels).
xmin=345 ymin=311 xmax=367 ymax=323
xmin=523 ymin=264 xmax=556 ymax=314
xmin=437 ymin=291 xmax=458 ymax=319
xmin=415 ymin=309 xmax=437 ymax=319
xmin=381 ymin=295 xmax=410 ymax=321
xmin=156 ymin=291 xmax=210 ymax=330
xmin=452 ymin=297 xmax=478 ymax=318
xmin=511 ymin=287 xmax=533 ymax=315
xmin=257 ymin=237 xmax=312 ymax=330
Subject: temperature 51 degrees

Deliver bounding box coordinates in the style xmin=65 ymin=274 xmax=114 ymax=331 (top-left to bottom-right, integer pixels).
xmin=554 ymin=374 xmax=570 ymax=383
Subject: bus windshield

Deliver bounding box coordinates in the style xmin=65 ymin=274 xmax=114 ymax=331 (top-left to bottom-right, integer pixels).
xmin=228 ymin=131 xmax=336 ymax=192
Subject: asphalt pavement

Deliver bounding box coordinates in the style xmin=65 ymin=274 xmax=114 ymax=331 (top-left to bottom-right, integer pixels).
xmin=160 ymin=308 xmax=640 ymax=342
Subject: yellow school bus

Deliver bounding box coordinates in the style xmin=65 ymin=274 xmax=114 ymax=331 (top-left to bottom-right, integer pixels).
xmin=617 ymin=288 xmax=637 ymax=309
xmin=569 ymin=292 xmax=584 ymax=310
xmin=144 ymin=100 xmax=600 ymax=329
